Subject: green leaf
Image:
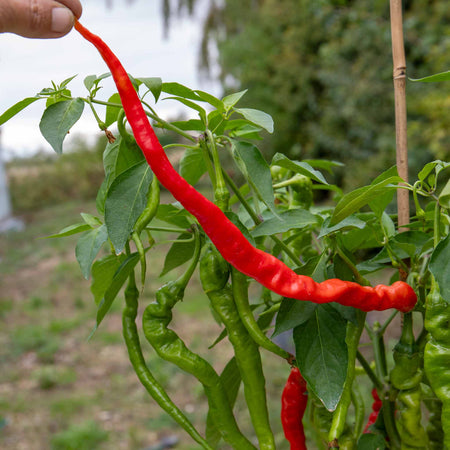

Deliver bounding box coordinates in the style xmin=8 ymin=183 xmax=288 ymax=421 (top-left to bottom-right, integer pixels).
xmin=251 ymin=209 xmax=317 ymax=237
xmin=417 ymin=160 xmax=450 ymax=187
xmin=139 ymin=77 xmax=162 ymax=102
xmin=357 ymin=434 xmax=386 ymax=450
xmin=81 ymin=213 xmax=102 ymax=227
xmin=105 ymin=161 xmax=153 ymax=254
xmin=96 ymin=252 xmax=140 ymax=328
xmin=232 ymin=141 xmax=277 ymax=216
xmin=430 ymin=234 xmax=450 ymax=301
xmin=330 ymin=169 xmax=402 ymax=226
xmin=179 ymin=147 xmax=207 ymax=185
xmin=229 ymin=124 xmax=263 ymax=140
xmin=303 ymin=159 xmax=344 ymax=173
xmin=273 ymin=299 xmax=317 ymax=337
xmin=75 ymin=225 xmax=108 ymax=279
xmin=165 ymin=96 xmax=207 ymax=123
xmin=318 ymin=215 xmax=366 ymax=239
xmin=116 ymin=138 xmax=145 ymax=176
xmin=91 ymin=254 xmax=126 ymax=305
xmin=222 ymin=90 xmax=247 ymax=111
xmin=155 ymin=204 xmax=192 ymax=229
xmin=105 ymin=93 xmax=122 ymax=127
xmin=293 ymin=304 xmax=348 ymax=411
xmin=83 ymin=74 xmax=98 ymax=91
xmin=96 ymin=139 xmax=122 ymax=216
xmin=380 ymin=212 xmax=395 ymax=238
xmin=271 ymin=153 xmax=329 ymax=184
xmin=439 ymin=178 xmax=450 ymax=209
xmin=39 ymin=98 xmax=84 ymax=154
xmin=171 ymin=119 xmax=205 ymax=132
xmin=162 ymin=82 xmax=202 ymax=100
xmin=160 ymin=233 xmax=196 ymax=277
xmin=103 ymin=138 xmax=122 ymax=178
xmin=45 ymin=89 xmax=72 ymax=107
xmin=0 ymin=97 xmax=41 ymax=126
xmin=234 ymin=107 xmax=274 ymax=133
xmin=44 ymin=222 xmax=91 ymax=239
xmin=410 ymin=70 xmax=450 ymax=83
xmin=194 ymin=90 xmax=224 ymax=110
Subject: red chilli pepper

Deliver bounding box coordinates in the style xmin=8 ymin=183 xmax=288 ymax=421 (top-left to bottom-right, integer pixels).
xmin=74 ymin=20 xmax=417 ymax=313
xmin=363 ymin=388 xmax=382 ymax=433
xmin=281 ymin=367 xmax=308 ymax=450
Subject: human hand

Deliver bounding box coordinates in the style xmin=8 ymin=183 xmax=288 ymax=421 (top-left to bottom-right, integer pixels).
xmin=0 ymin=0 xmax=82 ymax=38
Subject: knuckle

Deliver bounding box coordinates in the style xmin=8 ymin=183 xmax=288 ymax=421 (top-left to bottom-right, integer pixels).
xmin=28 ymin=0 xmax=45 ymax=31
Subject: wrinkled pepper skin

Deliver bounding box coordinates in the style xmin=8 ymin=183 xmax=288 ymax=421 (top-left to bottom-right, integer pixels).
xmin=74 ymin=19 xmax=417 ymax=314
xmin=424 ymin=282 xmax=450 ymax=449
xmin=281 ymin=366 xmax=308 ymax=450
xmin=424 ymin=396 xmax=444 ymax=450
xmin=390 ymin=313 xmax=428 ymax=449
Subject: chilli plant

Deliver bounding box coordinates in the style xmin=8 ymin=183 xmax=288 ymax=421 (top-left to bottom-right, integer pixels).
xmin=2 ymin=16 xmax=450 ymax=450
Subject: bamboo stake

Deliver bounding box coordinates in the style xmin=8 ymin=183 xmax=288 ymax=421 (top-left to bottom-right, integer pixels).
xmin=390 ymin=0 xmax=409 ymax=232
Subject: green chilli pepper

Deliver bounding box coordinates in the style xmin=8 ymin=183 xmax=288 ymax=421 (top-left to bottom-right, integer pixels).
xmin=122 ymin=271 xmax=211 ymax=449
xmin=132 ymin=175 xmax=160 ymax=286
xmin=310 ymin=393 xmax=333 ymax=447
xmin=200 ymin=243 xmax=275 ymax=450
xmin=424 ymin=278 xmax=450 ymax=449
xmin=424 ymin=395 xmax=444 ymax=449
xmin=142 ymin=233 xmax=255 ymax=450
xmin=390 ymin=312 xmax=427 ymax=449
xmin=231 ymin=268 xmax=291 ymax=360
xmin=328 ymin=311 xmax=365 ymax=445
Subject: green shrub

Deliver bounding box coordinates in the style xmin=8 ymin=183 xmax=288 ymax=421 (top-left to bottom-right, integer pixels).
xmin=32 ymin=366 xmax=77 ymax=390
xmin=7 ymin=136 xmax=106 ymax=213
xmin=11 ymin=324 xmax=60 ymax=363
xmin=50 ymin=421 xmax=108 ymax=450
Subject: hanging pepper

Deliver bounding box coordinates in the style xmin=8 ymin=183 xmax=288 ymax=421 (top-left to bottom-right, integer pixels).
xmin=74 ymin=20 xmax=416 ymax=313
xmin=281 ymin=366 xmax=308 ymax=450
xmin=424 ymin=278 xmax=450 ymax=449
xmin=132 ymin=175 xmax=159 ymax=286
xmin=122 ymin=270 xmax=212 ymax=449
xmin=310 ymin=394 xmax=333 ymax=448
xmin=363 ymin=388 xmax=383 ymax=433
xmin=328 ymin=312 xmax=365 ymax=446
xmin=200 ymin=243 xmax=275 ymax=450
xmin=141 ymin=231 xmax=255 ymax=450
xmin=390 ymin=312 xmax=428 ymax=448
xmin=424 ymin=393 xmax=444 ymax=450
xmin=231 ymin=268 xmax=291 ymax=359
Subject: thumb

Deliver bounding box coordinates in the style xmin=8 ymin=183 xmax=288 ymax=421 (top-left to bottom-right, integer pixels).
xmin=0 ymin=0 xmax=82 ymax=39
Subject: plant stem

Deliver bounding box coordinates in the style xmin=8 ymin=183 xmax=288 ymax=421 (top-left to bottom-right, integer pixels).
xmin=206 ymin=130 xmax=229 ymax=211
xmin=356 ymin=351 xmax=382 ymax=390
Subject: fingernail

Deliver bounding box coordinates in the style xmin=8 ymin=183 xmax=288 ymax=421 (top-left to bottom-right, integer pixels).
xmin=51 ymin=7 xmax=74 ymax=33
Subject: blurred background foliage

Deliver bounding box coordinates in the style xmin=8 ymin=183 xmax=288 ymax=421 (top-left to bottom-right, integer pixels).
xmin=6 ymin=0 xmax=450 ymax=212
xmin=163 ymin=0 xmax=450 ymax=189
